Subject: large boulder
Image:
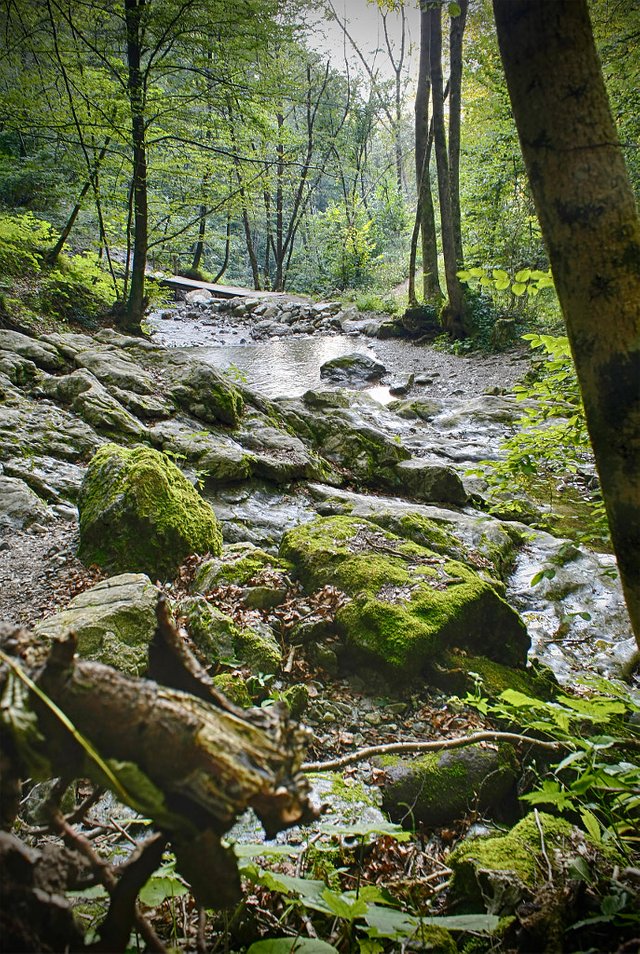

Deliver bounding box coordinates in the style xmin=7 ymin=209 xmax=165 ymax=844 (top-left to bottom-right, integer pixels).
xmin=377 ymin=743 xmax=519 ymax=829
xmin=320 ymin=353 xmax=386 ymax=385
xmin=78 ymin=443 xmax=222 ymax=578
xmin=394 ymin=459 xmax=469 ymax=506
xmin=0 ymin=475 xmax=51 ymax=529
xmin=280 ymin=516 xmax=529 ymax=671
xmin=34 ymin=573 xmax=160 ymax=676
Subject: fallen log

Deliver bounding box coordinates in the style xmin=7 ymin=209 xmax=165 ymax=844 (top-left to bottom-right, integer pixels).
xmin=0 ymin=600 xmax=317 ymax=914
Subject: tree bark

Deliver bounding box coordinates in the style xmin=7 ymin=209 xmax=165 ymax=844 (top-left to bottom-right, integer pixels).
xmin=448 ymin=0 xmax=468 ymax=266
xmin=493 ymin=0 xmax=640 ymax=644
xmin=124 ymin=0 xmax=148 ymax=334
xmin=0 ymin=604 xmax=316 ymax=909
xmin=414 ymin=5 xmax=442 ymax=303
xmin=429 ymin=4 xmax=466 ymax=337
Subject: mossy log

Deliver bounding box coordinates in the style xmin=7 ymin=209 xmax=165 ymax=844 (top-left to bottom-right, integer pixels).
xmin=0 ymin=601 xmax=316 ymax=910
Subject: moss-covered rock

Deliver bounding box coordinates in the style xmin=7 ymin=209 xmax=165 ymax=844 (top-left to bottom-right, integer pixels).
xmin=212 ymin=671 xmax=253 ymax=707
xmin=448 ymin=812 xmax=577 ymax=913
xmin=177 ymin=595 xmax=282 ymax=672
xmin=283 ymin=683 xmax=310 ymax=719
xmin=430 ymin=651 xmax=558 ymax=701
xmin=78 ymin=443 xmax=222 ymax=578
xmin=167 ymin=360 xmax=244 ymax=426
xmin=193 ymin=542 xmax=291 ymax=592
xmin=394 ymin=459 xmax=469 ymax=506
xmin=34 ymin=573 xmax=160 ymax=676
xmin=280 ymin=516 xmax=529 ymax=672
xmin=377 ymin=743 xmax=519 ymax=830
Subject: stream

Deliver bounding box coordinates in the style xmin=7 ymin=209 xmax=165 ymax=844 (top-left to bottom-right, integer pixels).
xmin=148 ymin=306 xmax=637 ymax=688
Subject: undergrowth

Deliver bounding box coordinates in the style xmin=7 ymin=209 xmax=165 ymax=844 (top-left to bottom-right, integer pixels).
xmin=0 ymin=211 xmax=119 ymax=330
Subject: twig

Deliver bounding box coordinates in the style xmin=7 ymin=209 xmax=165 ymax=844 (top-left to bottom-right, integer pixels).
xmin=196 ymin=907 xmax=207 ymax=954
xmin=534 ymin=808 xmax=554 ymax=884
xmin=302 ymin=731 xmax=562 ymax=772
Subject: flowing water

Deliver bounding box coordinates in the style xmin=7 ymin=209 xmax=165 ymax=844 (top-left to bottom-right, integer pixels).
xmin=149 ymin=308 xmax=637 ymax=686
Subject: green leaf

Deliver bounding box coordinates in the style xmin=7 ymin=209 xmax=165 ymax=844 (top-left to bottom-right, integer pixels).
xmin=515 ymin=269 xmax=531 ymax=282
xmin=580 ymin=809 xmax=602 ymax=844
xmin=247 ymin=940 xmax=339 ymax=954
xmin=512 ymin=282 xmax=527 ymax=296
xmin=321 ymin=888 xmax=368 ymax=920
xmin=318 ymin=821 xmax=410 ymax=841
xmin=500 ymin=689 xmax=544 ymax=709
xmin=139 ymin=875 xmax=188 ymax=907
xmin=492 ymin=268 xmax=509 ymax=281
xmin=448 ymin=2 xmax=462 ymax=15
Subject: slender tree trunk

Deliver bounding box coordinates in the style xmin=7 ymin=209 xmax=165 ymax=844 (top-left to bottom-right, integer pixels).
xmin=415 ymin=5 xmax=441 ymax=302
xmin=190 ymin=202 xmax=207 ymax=274
xmin=212 ymin=214 xmax=231 ymax=284
xmin=274 ymin=110 xmax=285 ymax=291
xmin=124 ymin=0 xmax=148 ymax=334
xmin=448 ymin=0 xmax=468 ymax=266
xmin=46 ymin=139 xmax=111 ymax=264
xmin=493 ymin=0 xmax=640 ymax=644
xmin=429 ymin=4 xmax=466 ymax=337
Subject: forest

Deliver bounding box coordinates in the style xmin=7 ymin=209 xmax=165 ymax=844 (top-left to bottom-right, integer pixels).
xmin=0 ymin=0 xmax=639 ymax=952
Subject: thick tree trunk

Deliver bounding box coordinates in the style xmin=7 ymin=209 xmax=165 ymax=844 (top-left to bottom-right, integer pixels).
xmin=493 ymin=0 xmax=640 ymax=644
xmin=429 ymin=5 xmax=466 ymax=337
xmin=124 ymin=0 xmax=148 ymax=334
xmin=448 ymin=0 xmax=468 ymax=266
xmin=414 ymin=6 xmax=441 ymax=303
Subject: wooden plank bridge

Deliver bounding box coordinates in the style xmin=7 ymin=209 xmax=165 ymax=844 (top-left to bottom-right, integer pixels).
xmin=154 ymin=274 xmax=281 ymax=299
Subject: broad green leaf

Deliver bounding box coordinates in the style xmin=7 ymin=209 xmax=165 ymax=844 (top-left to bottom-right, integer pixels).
xmin=139 ymin=875 xmax=188 ymax=907
xmin=512 ymin=282 xmax=527 ymax=296
xmin=319 ymin=821 xmax=410 ymax=841
xmin=494 ymin=278 xmax=510 ymax=290
xmin=321 ymin=888 xmax=368 ymax=920
xmin=247 ymin=940 xmax=339 ymax=954
xmin=448 ymin=2 xmax=462 ymax=15
xmin=500 ymin=689 xmax=544 ymax=709
xmin=515 ymin=269 xmax=531 ymax=282
xmin=492 ymin=268 xmax=509 ymax=281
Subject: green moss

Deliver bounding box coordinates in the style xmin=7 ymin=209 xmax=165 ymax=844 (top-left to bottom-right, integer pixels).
xmin=193 ymin=543 xmax=291 ymax=592
xmin=212 ymin=672 xmax=253 ymax=707
xmin=431 ymin=651 xmax=558 ymax=701
xmin=280 ymin=516 xmax=528 ymax=671
xmin=327 ymin=773 xmax=380 ymax=808
xmin=235 ymin=624 xmax=282 ymax=674
xmin=418 ymin=926 xmax=457 ymax=953
xmin=449 ymin=812 xmax=575 ymax=907
xmin=283 ymin=683 xmax=309 ymax=720
xmin=178 ymin=597 xmax=239 ymax=664
xmin=78 ymin=443 xmax=222 ymax=578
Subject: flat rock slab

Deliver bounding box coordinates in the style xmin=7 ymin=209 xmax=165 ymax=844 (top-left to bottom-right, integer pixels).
xmin=34 ymin=573 xmax=160 ymax=676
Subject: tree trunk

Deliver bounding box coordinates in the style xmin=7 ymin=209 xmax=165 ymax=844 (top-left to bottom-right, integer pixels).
xmin=493 ymin=0 xmax=640 ymax=644
xmin=415 ymin=5 xmax=441 ymax=302
xmin=448 ymin=0 xmax=468 ymax=266
xmin=46 ymin=139 xmax=111 ymax=264
xmin=190 ymin=202 xmax=207 ymax=274
xmin=212 ymin=213 xmax=231 ymax=284
xmin=274 ymin=110 xmax=285 ymax=291
xmin=124 ymin=0 xmax=148 ymax=334
xmin=429 ymin=4 xmax=466 ymax=337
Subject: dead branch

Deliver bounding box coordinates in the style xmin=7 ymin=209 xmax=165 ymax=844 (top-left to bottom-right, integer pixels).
xmin=302 ymin=730 xmax=563 ymax=772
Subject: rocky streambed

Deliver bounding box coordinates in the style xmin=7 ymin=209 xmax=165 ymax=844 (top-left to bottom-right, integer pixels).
xmin=1 ymin=298 xmax=638 ymax=947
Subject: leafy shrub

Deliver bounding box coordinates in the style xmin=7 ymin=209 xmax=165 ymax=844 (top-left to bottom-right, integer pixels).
xmin=469 ymin=333 xmax=610 ymax=546
xmin=0 ymin=211 xmax=54 ymax=277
